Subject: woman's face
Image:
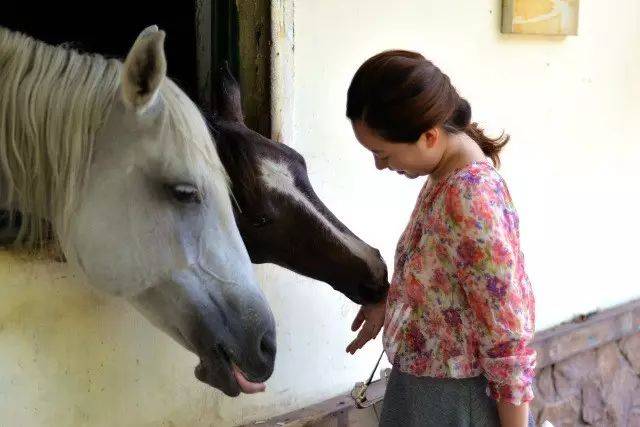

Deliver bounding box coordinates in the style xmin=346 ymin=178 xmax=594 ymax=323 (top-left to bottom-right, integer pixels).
xmin=351 ymin=120 xmax=443 ymax=179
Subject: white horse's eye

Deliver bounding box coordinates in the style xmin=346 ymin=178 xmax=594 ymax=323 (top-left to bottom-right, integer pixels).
xmin=170 ymin=184 xmax=202 ymax=204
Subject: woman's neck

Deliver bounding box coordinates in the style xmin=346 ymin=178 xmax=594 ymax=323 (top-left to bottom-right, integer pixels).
xmin=429 ymin=131 xmax=486 ymax=182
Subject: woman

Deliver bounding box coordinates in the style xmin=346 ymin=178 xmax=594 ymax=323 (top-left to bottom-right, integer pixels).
xmin=345 ymin=50 xmax=536 ymax=427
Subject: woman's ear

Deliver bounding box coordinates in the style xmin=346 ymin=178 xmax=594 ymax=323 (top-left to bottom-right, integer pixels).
xmin=422 ymin=127 xmax=440 ymax=148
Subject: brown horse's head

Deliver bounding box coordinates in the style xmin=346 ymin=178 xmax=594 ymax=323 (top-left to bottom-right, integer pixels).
xmin=211 ymin=65 xmax=389 ymax=305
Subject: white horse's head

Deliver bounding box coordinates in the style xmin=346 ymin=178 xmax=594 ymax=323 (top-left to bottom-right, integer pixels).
xmin=63 ymin=27 xmax=275 ymax=395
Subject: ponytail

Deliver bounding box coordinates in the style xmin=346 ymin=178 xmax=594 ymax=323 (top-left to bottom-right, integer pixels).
xmin=445 ymin=98 xmax=509 ymax=167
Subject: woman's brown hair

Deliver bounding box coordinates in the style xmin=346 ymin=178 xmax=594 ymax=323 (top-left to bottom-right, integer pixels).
xmin=346 ymin=50 xmax=508 ymax=167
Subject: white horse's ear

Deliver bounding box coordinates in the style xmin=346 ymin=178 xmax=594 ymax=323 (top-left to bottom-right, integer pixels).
xmin=122 ymin=26 xmax=167 ymax=112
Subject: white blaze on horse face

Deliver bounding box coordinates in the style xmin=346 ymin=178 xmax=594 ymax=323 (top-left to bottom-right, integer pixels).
xmin=259 ymin=158 xmax=385 ymax=280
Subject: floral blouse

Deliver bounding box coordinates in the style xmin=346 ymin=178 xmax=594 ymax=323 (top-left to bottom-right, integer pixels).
xmin=383 ymin=161 xmax=536 ymax=405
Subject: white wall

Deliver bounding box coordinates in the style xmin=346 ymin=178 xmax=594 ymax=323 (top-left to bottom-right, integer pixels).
xmin=1 ymin=1 xmax=639 ymax=426
xmin=256 ymin=0 xmax=640 ymax=420
xmin=290 ymin=0 xmax=640 ymax=335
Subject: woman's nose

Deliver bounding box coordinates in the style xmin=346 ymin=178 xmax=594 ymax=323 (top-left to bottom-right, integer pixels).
xmin=374 ymin=157 xmax=387 ymax=170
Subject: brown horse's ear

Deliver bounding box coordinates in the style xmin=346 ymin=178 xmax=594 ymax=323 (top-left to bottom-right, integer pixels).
xmin=215 ymin=61 xmax=244 ymax=122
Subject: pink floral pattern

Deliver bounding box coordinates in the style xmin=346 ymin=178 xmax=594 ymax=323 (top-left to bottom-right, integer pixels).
xmin=383 ymin=161 xmax=536 ymax=405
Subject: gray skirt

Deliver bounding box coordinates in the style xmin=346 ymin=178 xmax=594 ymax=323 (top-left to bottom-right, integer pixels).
xmin=379 ymin=368 xmax=535 ymax=427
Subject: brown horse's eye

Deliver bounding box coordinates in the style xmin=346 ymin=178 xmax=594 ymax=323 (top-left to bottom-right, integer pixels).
xmin=170 ymin=184 xmax=202 ymax=204
xmin=253 ymin=215 xmax=271 ymax=227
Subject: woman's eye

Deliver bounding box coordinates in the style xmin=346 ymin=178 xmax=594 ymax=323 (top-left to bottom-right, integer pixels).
xmin=169 ymin=184 xmax=202 ymax=204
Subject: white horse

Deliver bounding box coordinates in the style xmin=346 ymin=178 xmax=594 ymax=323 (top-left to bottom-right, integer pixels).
xmin=0 ymin=25 xmax=274 ymax=396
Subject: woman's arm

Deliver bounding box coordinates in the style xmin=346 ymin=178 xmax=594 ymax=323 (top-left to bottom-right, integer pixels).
xmin=497 ymin=401 xmax=529 ymax=427
xmin=440 ymin=174 xmax=537 ymax=408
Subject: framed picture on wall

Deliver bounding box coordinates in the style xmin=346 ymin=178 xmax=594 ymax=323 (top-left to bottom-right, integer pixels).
xmin=502 ymin=0 xmax=580 ymax=35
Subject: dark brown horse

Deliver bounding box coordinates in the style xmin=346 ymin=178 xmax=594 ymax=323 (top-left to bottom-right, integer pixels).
xmin=211 ymin=65 xmax=389 ymax=304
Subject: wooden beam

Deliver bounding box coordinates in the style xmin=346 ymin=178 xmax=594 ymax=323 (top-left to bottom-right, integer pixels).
xmin=269 ymin=0 xmax=294 ymax=144
xmin=195 ymin=0 xmax=272 ymax=138
xmin=236 ymin=0 xmax=271 ymax=136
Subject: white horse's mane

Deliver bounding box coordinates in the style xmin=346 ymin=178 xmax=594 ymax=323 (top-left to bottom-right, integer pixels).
xmin=0 ymin=26 xmax=227 ymax=251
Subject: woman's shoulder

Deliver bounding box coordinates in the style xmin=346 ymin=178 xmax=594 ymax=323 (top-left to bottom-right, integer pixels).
xmin=439 ymin=160 xmax=515 ymax=215
xmin=448 ymin=161 xmax=509 ymax=195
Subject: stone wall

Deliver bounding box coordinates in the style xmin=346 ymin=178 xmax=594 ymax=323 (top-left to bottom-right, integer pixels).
xmin=532 ymin=334 xmax=640 ymax=426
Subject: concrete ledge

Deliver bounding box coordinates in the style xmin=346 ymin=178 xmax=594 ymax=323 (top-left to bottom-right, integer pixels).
xmin=534 ymin=299 xmax=640 ymax=368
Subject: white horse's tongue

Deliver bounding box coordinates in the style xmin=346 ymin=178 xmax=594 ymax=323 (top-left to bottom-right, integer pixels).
xmin=232 ymin=365 xmax=265 ymax=394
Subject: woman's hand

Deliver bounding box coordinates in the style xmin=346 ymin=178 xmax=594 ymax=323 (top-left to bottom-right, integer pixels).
xmin=497 ymin=401 xmax=530 ymax=427
xmin=346 ymin=299 xmax=386 ymax=354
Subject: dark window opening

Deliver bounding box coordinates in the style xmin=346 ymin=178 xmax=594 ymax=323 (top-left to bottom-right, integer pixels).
xmin=2 ymin=2 xmax=200 ymax=103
